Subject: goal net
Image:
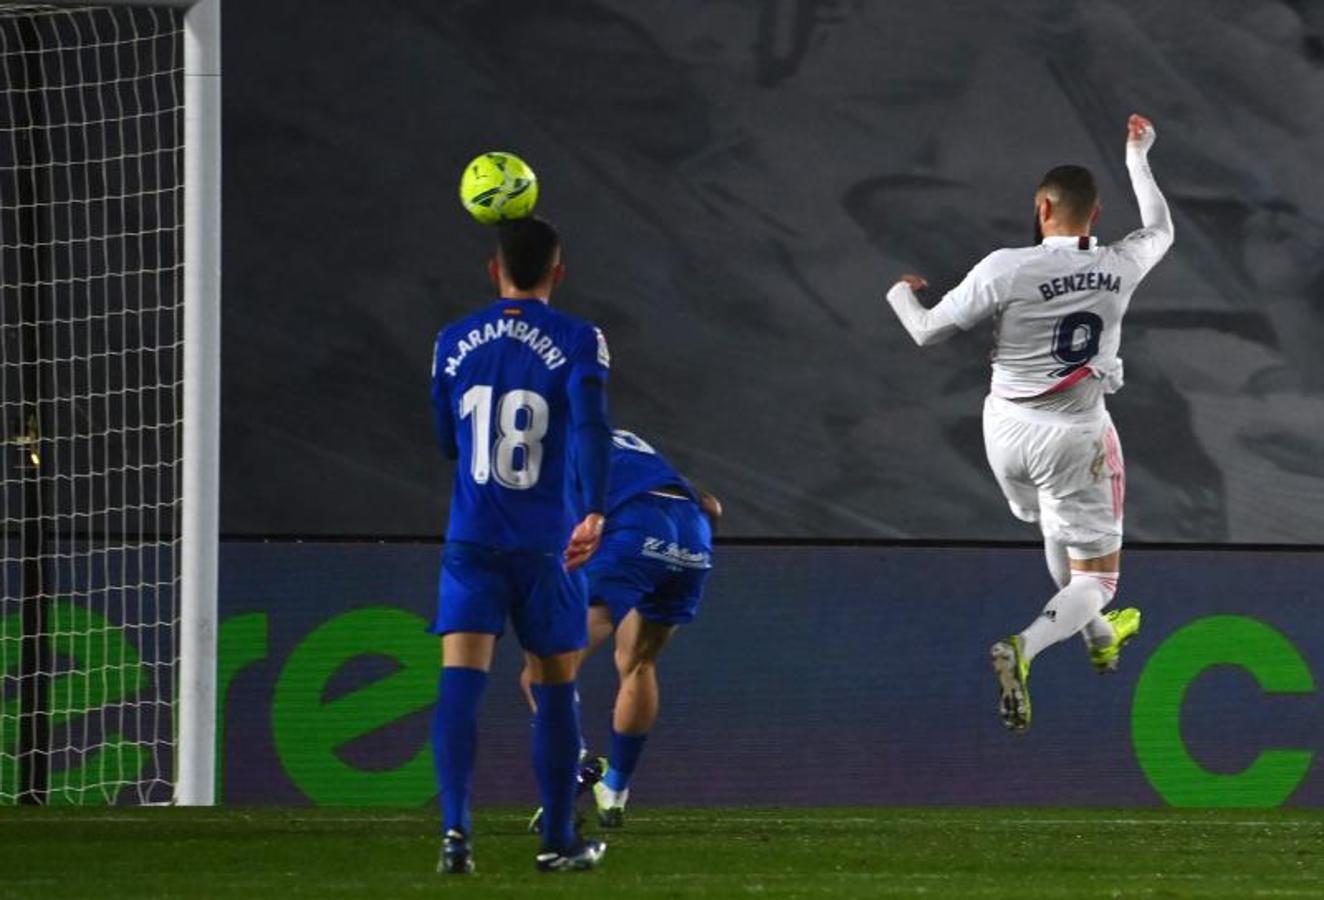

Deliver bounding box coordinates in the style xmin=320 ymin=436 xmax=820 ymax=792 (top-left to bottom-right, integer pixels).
xmin=0 ymin=2 xmax=216 ymax=806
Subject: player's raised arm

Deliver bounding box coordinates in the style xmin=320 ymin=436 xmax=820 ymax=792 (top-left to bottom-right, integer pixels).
xmin=564 ymin=326 xmax=613 ymax=570
xmin=1119 ymin=113 xmax=1174 ymax=271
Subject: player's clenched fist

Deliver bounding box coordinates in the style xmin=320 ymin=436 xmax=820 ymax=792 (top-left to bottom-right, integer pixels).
xmin=564 ymin=512 xmax=605 ymax=570
xmin=1126 ymin=114 xmax=1155 ymax=154
xmin=897 ymin=274 xmax=929 ymax=292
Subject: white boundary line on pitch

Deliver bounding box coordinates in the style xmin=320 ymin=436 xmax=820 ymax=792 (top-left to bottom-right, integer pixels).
xmin=628 ymin=815 xmax=1324 ymax=828
xmin=4 ymin=813 xmax=1322 ymax=828
xmin=0 ymin=814 xmax=422 ymax=824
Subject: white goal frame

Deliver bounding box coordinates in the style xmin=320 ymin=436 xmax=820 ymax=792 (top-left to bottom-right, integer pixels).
xmin=177 ymin=0 xmax=220 ymax=809
xmin=31 ymin=0 xmax=221 ymax=806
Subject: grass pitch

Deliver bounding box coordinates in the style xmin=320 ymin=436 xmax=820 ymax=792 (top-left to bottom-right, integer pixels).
xmin=3 ymin=807 xmax=1322 ymax=898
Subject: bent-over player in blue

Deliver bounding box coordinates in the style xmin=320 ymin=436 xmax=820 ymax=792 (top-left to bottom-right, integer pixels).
xmin=522 ymin=428 xmax=719 ymax=828
xmin=429 ymin=217 xmax=612 ymax=874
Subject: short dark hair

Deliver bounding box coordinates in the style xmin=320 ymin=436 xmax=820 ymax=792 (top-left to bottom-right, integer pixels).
xmin=1037 ymin=165 xmax=1098 ymax=223
xmin=497 ymin=217 xmax=560 ymax=290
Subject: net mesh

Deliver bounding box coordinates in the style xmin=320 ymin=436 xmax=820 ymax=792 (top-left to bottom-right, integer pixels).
xmin=0 ymin=4 xmax=184 ymax=805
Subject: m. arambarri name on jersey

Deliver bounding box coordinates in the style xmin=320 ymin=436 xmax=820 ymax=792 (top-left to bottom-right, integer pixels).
xmin=442 ymin=318 xmax=568 ymax=377
xmin=1037 ymin=271 xmax=1122 ymax=301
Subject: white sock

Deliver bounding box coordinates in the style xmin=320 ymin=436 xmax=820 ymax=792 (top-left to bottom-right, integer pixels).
xmin=1044 ymin=539 xmax=1115 ymax=650
xmin=1019 ymin=572 xmax=1118 ymax=663
xmin=598 ymin=783 xmax=628 ymax=808
xmin=1081 ymin=614 xmax=1117 ymax=649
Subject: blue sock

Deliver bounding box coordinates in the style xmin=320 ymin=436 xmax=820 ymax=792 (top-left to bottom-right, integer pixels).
xmin=432 ymin=667 xmax=487 ymax=836
xmin=603 ymin=728 xmax=648 ymax=792
xmin=575 ymin=690 xmax=588 ymax=760
xmin=531 ymin=682 xmax=581 ymax=852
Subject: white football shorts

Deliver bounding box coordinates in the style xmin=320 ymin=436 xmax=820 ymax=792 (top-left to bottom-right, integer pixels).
xmin=982 ymin=394 xmax=1125 ymax=559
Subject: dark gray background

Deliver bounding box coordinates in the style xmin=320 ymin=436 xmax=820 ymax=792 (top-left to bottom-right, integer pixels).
xmin=221 ymin=0 xmax=1324 ymax=541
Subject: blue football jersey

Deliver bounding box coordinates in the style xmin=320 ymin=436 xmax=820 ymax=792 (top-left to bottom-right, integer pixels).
xmin=604 ymin=429 xmax=698 ymax=514
xmin=431 ymin=298 xmax=610 ymax=552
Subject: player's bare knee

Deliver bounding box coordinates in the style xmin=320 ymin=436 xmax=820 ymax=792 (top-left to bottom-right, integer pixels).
xmin=613 ymin=646 xmax=643 ymax=678
xmin=529 ymin=649 xmax=579 ymax=685
xmin=1067 ymin=542 xmax=1121 ymax=572
xmin=614 ymin=645 xmax=659 ymax=680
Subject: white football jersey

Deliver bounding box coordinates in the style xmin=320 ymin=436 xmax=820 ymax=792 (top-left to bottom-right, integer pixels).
xmin=940 ymin=228 xmax=1171 ymax=401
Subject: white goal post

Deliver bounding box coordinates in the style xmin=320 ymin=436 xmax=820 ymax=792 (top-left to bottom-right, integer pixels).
xmin=178 ymin=0 xmax=219 ymax=809
xmin=0 ymin=0 xmax=219 ymax=806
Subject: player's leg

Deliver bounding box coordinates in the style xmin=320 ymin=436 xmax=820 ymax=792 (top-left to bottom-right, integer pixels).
xmin=988 ymin=407 xmax=1123 ymax=730
xmin=518 ymin=604 xmax=615 ymax=714
xmin=1018 ymin=417 xmax=1130 ymax=665
xmin=580 ymin=586 xmax=651 ymax=827
xmin=1038 ymin=542 xmax=1133 ymax=667
xmin=435 ymin=632 xmax=496 ymax=873
xmin=994 ymin=538 xmax=1119 ymax=732
xmin=595 ymin=609 xmax=677 ymax=824
xmin=597 ymin=499 xmax=711 ymax=824
xmin=523 ymin=604 xmax=614 ymax=836
xmin=993 ymin=416 xmax=1133 ymax=727
xmin=569 ymin=547 xmax=641 ymax=762
xmin=612 ymin=610 xmax=675 ymax=733
xmin=985 ymin=403 xmax=1109 ymax=636
xmin=995 ymin=526 xmax=1128 ymax=730
xmin=428 ymin=542 xmax=508 ymax=874
xmin=1074 ymin=421 xmax=1138 ymax=671
xmin=513 ymin=556 xmax=605 ymax=871
xmin=1047 ymin=535 xmax=1119 ymax=659
xmin=587 ymin=602 xmax=618 ymax=653
xmin=1043 ymin=535 xmax=1070 ymax=589
xmin=982 ymin=398 xmax=1049 ymax=730
xmin=1046 ymin=533 xmax=1112 ymax=649
xmin=982 ymin=396 xmax=1045 ymax=527
xmin=574 ymin=604 xmax=615 ymax=765
xmin=1037 ymin=461 xmax=1124 ymax=657
xmin=1016 ymin=548 xmax=1120 ymax=663
xmin=525 ymin=647 xmax=584 ymax=850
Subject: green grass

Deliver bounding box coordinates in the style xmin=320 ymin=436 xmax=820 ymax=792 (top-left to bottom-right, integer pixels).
xmin=3 ymin=807 xmax=1322 ymax=898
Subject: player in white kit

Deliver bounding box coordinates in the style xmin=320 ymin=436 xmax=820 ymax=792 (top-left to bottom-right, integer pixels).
xmin=882 ymin=114 xmax=1173 ymax=732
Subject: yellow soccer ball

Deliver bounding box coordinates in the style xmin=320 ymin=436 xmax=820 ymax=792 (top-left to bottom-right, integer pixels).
xmin=458 ymin=151 xmax=539 ymax=225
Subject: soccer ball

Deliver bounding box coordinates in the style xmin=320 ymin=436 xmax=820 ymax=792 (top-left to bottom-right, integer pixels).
xmin=458 ymin=151 xmax=539 ymax=225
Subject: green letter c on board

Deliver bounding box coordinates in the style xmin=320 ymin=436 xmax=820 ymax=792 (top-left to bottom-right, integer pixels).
xmin=1132 ymin=615 xmax=1314 ymax=808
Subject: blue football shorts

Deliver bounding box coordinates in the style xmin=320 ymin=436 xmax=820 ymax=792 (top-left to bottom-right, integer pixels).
xmin=428 ymin=540 xmax=588 ymax=657
xmin=586 ymin=493 xmax=713 ymax=628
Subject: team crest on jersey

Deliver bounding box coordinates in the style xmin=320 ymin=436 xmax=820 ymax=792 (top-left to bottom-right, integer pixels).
xmin=1090 ymin=450 xmax=1107 ymax=480
xmin=595 ymin=327 xmax=611 ymax=368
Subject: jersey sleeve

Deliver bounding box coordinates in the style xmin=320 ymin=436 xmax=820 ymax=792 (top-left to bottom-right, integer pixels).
xmin=1111 ymin=147 xmax=1174 ymax=278
xmin=430 ymin=330 xmax=458 ymax=460
xmin=568 ymin=323 xmax=611 ymax=389
xmin=886 ymin=281 xmax=963 ymax=347
xmin=933 ymin=250 xmax=1017 ymax=331
xmin=566 ymin=322 xmax=612 ymax=514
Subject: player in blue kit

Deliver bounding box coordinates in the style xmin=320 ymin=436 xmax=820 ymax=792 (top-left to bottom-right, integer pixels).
xmin=428 ymin=217 xmax=613 ymax=874
xmin=523 ymin=428 xmax=719 ymax=828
